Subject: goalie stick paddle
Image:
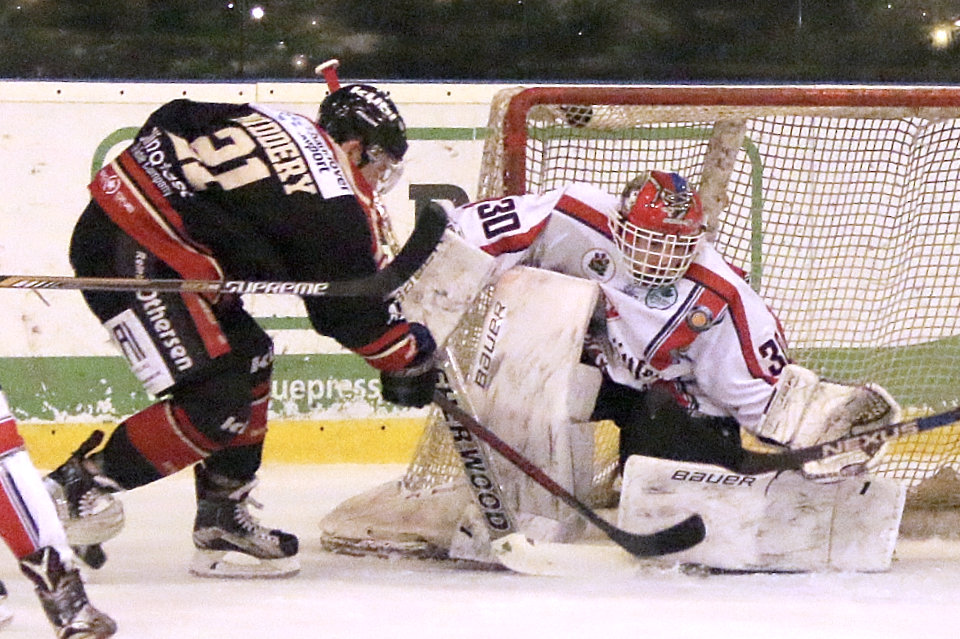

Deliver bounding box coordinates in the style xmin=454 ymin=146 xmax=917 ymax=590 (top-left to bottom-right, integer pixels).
xmin=432 ymin=392 xmax=706 ymax=558
xmin=737 ymin=404 xmax=960 ymax=474
xmin=0 ymin=202 xmax=446 ymax=299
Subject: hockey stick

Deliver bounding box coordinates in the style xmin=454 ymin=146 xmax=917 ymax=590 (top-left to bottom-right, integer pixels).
xmin=737 ymin=404 xmax=960 ymax=474
xmin=0 ymin=201 xmax=446 ymax=299
xmin=432 ymin=392 xmax=706 ymax=557
xmin=434 ymin=356 xmax=518 ymax=546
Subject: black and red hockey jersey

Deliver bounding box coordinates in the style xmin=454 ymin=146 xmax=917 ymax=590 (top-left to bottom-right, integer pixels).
xmin=84 ymin=99 xmax=419 ymax=372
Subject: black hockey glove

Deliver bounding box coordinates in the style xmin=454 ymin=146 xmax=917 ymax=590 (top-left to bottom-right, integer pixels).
xmin=380 ymin=323 xmax=439 ymax=408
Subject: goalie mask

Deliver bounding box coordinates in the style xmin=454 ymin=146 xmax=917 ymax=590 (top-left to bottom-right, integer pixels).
xmin=610 ymin=171 xmax=705 ymax=288
xmin=318 ymin=84 xmax=408 ymax=193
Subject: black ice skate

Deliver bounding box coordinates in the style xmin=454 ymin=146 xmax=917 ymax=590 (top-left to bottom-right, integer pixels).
xmin=43 ymin=431 xmax=124 ymax=546
xmin=190 ymin=464 xmax=299 ymax=578
xmin=19 ymin=546 xmax=117 ymax=639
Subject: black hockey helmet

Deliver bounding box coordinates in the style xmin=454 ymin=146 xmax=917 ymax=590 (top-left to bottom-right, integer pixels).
xmin=318 ymin=84 xmax=408 ymax=164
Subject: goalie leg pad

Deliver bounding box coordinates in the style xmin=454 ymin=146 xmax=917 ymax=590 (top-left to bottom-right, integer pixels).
xmin=320 ymin=479 xmax=472 ymax=560
xmin=617 ymin=455 xmax=906 ymax=572
xmin=319 ymin=265 xmax=605 ymax=561
xmin=461 ymin=267 xmax=601 ymax=537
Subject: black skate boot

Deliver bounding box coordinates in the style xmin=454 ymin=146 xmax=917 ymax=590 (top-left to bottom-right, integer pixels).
xmin=19 ymin=546 xmax=117 ymax=639
xmin=190 ymin=464 xmax=299 ymax=578
xmin=43 ymin=431 xmax=123 ymax=547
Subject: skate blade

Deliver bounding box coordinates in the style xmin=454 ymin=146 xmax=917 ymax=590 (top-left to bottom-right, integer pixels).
xmin=188 ymin=549 xmax=300 ymax=579
xmin=61 ymin=614 xmax=118 ymax=639
xmin=62 ymin=505 xmax=125 ymax=546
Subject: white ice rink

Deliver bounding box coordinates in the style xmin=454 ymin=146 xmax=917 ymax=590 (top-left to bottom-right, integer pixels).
xmin=1 ymin=464 xmax=960 ymax=639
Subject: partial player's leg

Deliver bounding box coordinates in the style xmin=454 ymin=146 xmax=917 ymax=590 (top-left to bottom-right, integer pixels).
xmin=188 ymin=336 xmax=299 ymax=578
xmin=0 ymin=580 xmax=11 ymax=631
xmin=190 ymin=458 xmax=299 ymax=578
xmin=44 ymin=430 xmax=123 ymax=548
xmin=591 ymin=378 xmax=745 ymax=471
xmin=19 ymin=546 xmax=117 ymax=638
xmin=48 ymin=224 xmax=297 ymax=576
xmin=0 ymin=389 xmax=115 ymax=637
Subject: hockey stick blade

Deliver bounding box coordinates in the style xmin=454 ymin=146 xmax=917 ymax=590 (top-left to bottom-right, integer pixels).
xmin=432 ymin=392 xmax=706 ymax=557
xmin=738 ymin=404 xmax=960 ymax=474
xmin=492 ymin=532 xmax=647 ymax=577
xmin=0 ymin=202 xmax=446 ymax=299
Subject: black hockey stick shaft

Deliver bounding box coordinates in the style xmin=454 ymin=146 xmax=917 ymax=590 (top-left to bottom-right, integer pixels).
xmin=432 ymin=392 xmax=706 ymax=557
xmin=0 ymin=202 xmax=446 ymax=299
xmin=738 ymin=404 xmax=960 ymax=474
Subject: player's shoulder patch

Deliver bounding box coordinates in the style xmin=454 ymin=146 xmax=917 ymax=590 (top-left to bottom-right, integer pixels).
xmin=580 ymin=248 xmax=616 ymax=282
xmin=645 ymin=284 xmax=678 ymax=309
xmin=685 ymin=305 xmax=716 ymax=332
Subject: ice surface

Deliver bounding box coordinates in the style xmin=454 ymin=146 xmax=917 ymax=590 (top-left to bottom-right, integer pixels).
xmin=0 ymin=464 xmax=958 ymax=638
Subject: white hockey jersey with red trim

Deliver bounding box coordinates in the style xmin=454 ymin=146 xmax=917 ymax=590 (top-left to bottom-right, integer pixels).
xmin=447 ymin=183 xmax=789 ymax=432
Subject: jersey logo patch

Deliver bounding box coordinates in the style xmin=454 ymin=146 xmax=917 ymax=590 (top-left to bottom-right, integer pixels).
xmin=686 ymin=306 xmax=715 ymax=333
xmin=645 ymin=285 xmax=678 ymax=310
xmin=581 ymin=249 xmax=615 ymax=282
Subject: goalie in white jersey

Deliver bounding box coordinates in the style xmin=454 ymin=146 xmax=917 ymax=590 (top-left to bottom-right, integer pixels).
xmin=446 ymin=171 xmax=900 ymax=481
xmin=319 ymin=170 xmax=906 ymax=571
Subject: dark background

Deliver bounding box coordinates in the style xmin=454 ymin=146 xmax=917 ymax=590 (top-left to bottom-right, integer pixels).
xmin=1 ymin=1 xmax=959 ymax=83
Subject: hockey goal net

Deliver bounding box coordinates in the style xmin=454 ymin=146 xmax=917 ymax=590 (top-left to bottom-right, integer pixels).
xmin=320 ymin=85 xmax=960 ymax=556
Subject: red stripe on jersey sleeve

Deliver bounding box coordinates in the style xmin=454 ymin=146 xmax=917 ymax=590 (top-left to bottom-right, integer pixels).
xmin=482 ymin=218 xmax=547 ymax=256
xmin=0 ymin=417 xmax=24 ymax=455
xmin=555 ymin=194 xmax=613 ymax=239
xmin=90 ymin=158 xmax=223 ymax=285
xmin=353 ymin=322 xmax=418 ymax=372
xmin=117 ymin=151 xmax=189 ymax=234
xmin=647 ymin=289 xmax=728 ymax=371
xmin=685 ymin=263 xmax=777 ymax=385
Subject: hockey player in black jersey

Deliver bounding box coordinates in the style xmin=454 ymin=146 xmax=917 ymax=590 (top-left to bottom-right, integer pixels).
xmin=44 ymin=84 xmax=438 ymax=578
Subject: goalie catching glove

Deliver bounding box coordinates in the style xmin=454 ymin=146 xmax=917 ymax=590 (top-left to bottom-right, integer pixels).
xmin=754 ymin=364 xmax=902 ymax=482
xmin=380 ymin=322 xmax=439 ymax=408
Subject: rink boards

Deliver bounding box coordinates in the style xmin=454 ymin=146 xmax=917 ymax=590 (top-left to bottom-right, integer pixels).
xmin=3 ymin=80 xmax=959 ymax=469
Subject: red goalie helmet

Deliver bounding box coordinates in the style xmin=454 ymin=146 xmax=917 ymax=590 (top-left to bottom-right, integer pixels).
xmin=610 ymin=171 xmax=705 ymax=288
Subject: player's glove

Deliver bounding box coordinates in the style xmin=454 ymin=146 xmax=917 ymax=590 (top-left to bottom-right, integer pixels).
xmin=380 ymin=323 xmax=438 ymax=408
